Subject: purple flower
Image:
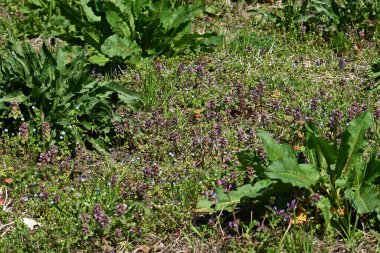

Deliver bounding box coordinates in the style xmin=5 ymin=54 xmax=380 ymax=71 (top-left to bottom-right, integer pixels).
xmin=310 ymin=97 xmax=319 ymax=111
xmin=115 ymin=204 xmax=128 ymax=216
xmin=93 ymin=204 xmax=111 ymax=228
xmin=115 ymin=228 xmax=122 ymax=238
xmin=109 ymin=175 xmax=118 ymax=187
xmin=374 ymin=108 xmax=380 ymax=120
xmin=80 ymin=213 xmax=90 ymax=223
xmin=228 ymin=220 xmax=239 ymax=229
xmin=82 ymin=223 xmax=91 ymax=235
xmin=19 ymin=122 xmax=29 ymax=141
xmin=329 ymin=109 xmax=343 ymax=129
xmin=287 ymin=199 xmax=297 ymax=210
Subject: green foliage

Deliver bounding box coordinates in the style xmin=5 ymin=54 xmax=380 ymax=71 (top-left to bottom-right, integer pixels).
xmin=253 ymin=0 xmax=380 ymax=46
xmin=0 ymin=0 xmax=72 ymax=38
xmin=196 ymin=179 xmax=273 ymax=212
xmin=56 ymin=0 xmax=222 ymax=67
xmin=0 ymin=40 xmax=142 ymax=151
xmin=368 ymin=57 xmax=380 ymax=91
xmin=197 ymin=112 xmax=380 ymax=231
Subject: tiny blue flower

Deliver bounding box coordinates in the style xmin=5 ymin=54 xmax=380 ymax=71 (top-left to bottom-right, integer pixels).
xmin=22 ymin=196 xmax=29 ymax=201
xmin=4 ymin=128 xmax=8 ymax=133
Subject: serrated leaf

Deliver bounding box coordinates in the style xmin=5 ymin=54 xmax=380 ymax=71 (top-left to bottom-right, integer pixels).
xmin=82 ymin=27 xmax=102 ymax=49
xmin=100 ymin=34 xmax=141 ymax=59
xmin=336 ymin=112 xmax=374 ymax=176
xmin=80 ymin=0 xmax=101 ymax=22
xmin=364 ymin=155 xmax=380 ymax=184
xmin=306 ymin=122 xmax=338 ymax=166
xmin=258 ymin=131 xmax=295 ymax=162
xmin=195 ymin=180 xmax=273 ymax=213
xmin=265 ymin=159 xmax=320 ymax=188
xmin=345 ymin=184 xmax=380 ymax=214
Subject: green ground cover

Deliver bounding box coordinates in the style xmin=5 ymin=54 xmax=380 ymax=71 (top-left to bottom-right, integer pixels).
xmin=0 ymin=0 xmax=379 ymax=252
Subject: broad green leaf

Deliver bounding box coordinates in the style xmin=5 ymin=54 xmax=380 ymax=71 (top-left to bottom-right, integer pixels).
xmin=363 ymin=154 xmax=380 ymax=184
xmin=265 ymin=159 xmax=320 ymax=188
xmin=345 ymin=184 xmax=380 ymax=214
xmin=88 ymin=53 xmax=110 ymax=66
xmin=213 ymin=180 xmax=272 ymax=212
xmin=160 ymin=4 xmax=203 ymax=32
xmin=0 ymin=91 xmax=27 ymax=103
xmin=82 ymin=27 xmax=102 ymax=49
xmin=195 ymin=180 xmax=273 ymax=213
xmin=100 ymin=34 xmax=141 ymax=59
xmin=306 ymin=122 xmax=338 ymax=166
xmin=104 ymin=1 xmax=133 ymax=38
xmin=258 ymin=131 xmax=294 ymax=162
xmin=195 ymin=199 xmax=213 ymax=213
xmin=336 ymin=112 xmax=374 ymax=176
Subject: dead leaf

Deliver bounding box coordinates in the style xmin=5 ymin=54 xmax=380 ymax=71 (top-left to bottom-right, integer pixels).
xmin=296 ymin=208 xmax=307 ymax=224
xmin=133 ymin=245 xmax=151 ymax=253
xmin=22 ymin=218 xmax=42 ymax=230
xmin=153 ymin=242 xmax=165 ymax=252
xmin=4 ymin=178 xmax=13 ymax=184
xmin=331 ymin=207 xmax=345 ymax=216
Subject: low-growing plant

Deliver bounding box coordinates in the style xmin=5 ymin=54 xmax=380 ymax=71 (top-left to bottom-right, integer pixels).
xmin=0 ymin=39 xmax=142 ymax=152
xmin=56 ymin=0 xmax=222 ymax=67
xmin=251 ymin=0 xmax=380 ymax=49
xmin=196 ymin=112 xmax=380 ymax=235
xmin=369 ymin=57 xmax=380 ymax=92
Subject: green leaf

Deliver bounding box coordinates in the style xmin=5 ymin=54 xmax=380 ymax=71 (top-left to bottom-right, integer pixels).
xmin=88 ymin=53 xmax=110 ymax=66
xmin=345 ymin=184 xmax=380 ymax=214
xmin=89 ymin=137 xmax=110 ymax=155
xmin=258 ymin=131 xmax=295 ymax=162
xmin=100 ymin=34 xmax=141 ymax=59
xmin=195 ymin=180 xmax=273 ymax=213
xmin=316 ymin=197 xmax=332 ymax=232
xmin=363 ymin=155 xmax=380 ymax=184
xmin=80 ymin=0 xmax=101 ymax=22
xmin=195 ymin=199 xmax=213 ymax=213
xmin=265 ymin=159 xmax=320 ymax=188
xmin=0 ymin=91 xmax=27 ymax=103
xmin=306 ymin=122 xmax=338 ymax=166
xmin=336 ymin=112 xmax=374 ymax=176
xmin=82 ymin=27 xmax=102 ymax=49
